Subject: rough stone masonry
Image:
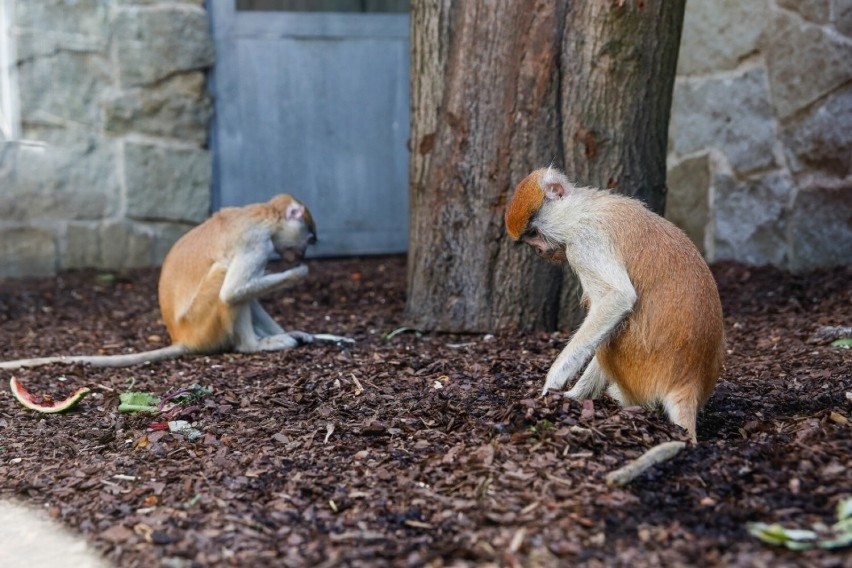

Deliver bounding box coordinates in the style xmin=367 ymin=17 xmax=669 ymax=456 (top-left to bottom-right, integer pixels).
xmin=665 ymin=0 xmax=852 ymax=272
xmin=0 ymin=0 xmax=213 ymax=277
xmin=0 ymin=0 xmax=850 ymax=276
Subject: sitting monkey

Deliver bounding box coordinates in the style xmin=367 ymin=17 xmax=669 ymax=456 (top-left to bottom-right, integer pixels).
xmin=0 ymin=194 xmax=343 ymax=369
xmin=505 ymin=168 xmax=725 ymax=442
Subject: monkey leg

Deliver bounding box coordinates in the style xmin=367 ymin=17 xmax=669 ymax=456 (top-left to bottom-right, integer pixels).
xmin=236 ymin=333 xmax=313 ymax=353
xmin=250 ymin=301 xmax=285 ymax=337
xmin=565 ymin=357 xmax=608 ymax=401
xmin=263 ymin=332 xmax=313 ymax=349
xmin=605 ymin=382 xmax=630 ymax=406
xmin=662 ymin=387 xmax=699 ymax=443
xmin=249 ymin=301 xmax=314 ymax=344
xmin=233 ymin=303 xmax=313 ymax=353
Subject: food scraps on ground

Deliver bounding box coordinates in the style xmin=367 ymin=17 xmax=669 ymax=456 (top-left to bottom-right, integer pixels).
xmin=9 ymin=377 xmax=91 ymax=414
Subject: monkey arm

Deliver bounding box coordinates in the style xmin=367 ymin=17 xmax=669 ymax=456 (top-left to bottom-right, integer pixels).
xmin=542 ymin=247 xmax=637 ymax=396
xmin=220 ymin=264 xmax=308 ymax=305
xmin=218 ymin=239 xmax=308 ymax=305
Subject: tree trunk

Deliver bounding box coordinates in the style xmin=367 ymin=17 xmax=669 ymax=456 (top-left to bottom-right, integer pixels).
xmin=406 ymin=0 xmax=685 ymax=333
xmin=560 ymin=0 xmax=684 ymax=212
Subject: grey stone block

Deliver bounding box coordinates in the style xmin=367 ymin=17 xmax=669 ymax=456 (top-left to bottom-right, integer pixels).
xmin=16 ymin=29 xmax=108 ymax=63
xmin=17 ymin=49 xmax=111 ymax=127
xmin=0 ymin=129 xmax=119 ymax=221
xmin=0 ymin=226 xmax=56 ymax=277
xmin=62 ymin=222 xmax=101 ymax=270
xmin=117 ymin=0 xmax=205 ymax=4
xmin=16 ymin=0 xmax=109 ymax=37
xmin=789 ymin=184 xmax=852 ymax=272
xmin=777 ymin=0 xmax=830 ymax=23
xmin=713 ymin=171 xmax=794 ymax=266
xmin=113 ymin=7 xmax=214 ymax=87
xmin=670 ymin=68 xmax=776 ymax=174
xmin=767 ymin=12 xmax=852 ymax=117
xmin=678 ymin=0 xmax=767 ymax=75
xmin=98 ymin=220 xmax=155 ymax=269
xmin=782 ymin=85 xmax=852 ymax=177
xmin=102 ymin=72 xmax=212 ymax=144
xmin=665 ymin=154 xmax=711 ymax=255
xmin=63 ymin=220 xmax=190 ymax=270
xmin=150 ymin=222 xmax=194 ymax=265
xmin=124 ymin=142 xmax=211 ymax=223
xmin=836 ymin=0 xmax=852 ymax=40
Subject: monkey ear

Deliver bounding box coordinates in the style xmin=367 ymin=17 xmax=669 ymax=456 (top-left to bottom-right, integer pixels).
xmin=285 ymin=202 xmax=305 ymax=221
xmin=540 ymin=168 xmax=570 ymax=200
xmin=543 ymin=180 xmax=567 ymax=200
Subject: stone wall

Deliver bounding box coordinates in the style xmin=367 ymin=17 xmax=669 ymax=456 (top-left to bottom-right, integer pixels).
xmin=666 ymin=0 xmax=852 ymax=272
xmin=0 ymin=0 xmax=213 ymax=277
xmin=2 ymin=2 xmax=849 ymax=277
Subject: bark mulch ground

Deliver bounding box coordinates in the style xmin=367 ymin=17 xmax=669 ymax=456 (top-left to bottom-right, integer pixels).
xmin=0 ymin=256 xmax=849 ymax=567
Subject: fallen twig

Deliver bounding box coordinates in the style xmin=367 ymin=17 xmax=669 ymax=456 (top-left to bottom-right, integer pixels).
xmin=605 ymin=441 xmax=687 ymax=486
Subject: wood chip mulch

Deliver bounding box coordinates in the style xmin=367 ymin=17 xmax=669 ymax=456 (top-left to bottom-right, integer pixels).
xmin=0 ymin=256 xmax=849 ymax=567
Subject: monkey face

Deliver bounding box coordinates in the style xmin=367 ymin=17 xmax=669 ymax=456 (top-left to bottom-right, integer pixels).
xmin=271 ymin=202 xmax=318 ymax=261
xmin=522 ymin=231 xmax=566 ymax=264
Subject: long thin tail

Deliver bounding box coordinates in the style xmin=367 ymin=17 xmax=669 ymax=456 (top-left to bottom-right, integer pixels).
xmin=0 ymin=344 xmax=190 ymax=369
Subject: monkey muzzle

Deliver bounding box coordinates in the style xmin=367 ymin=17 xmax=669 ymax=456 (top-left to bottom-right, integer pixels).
xmin=279 ymin=245 xmax=308 ymax=264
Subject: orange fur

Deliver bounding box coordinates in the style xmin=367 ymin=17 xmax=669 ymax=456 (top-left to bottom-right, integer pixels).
xmin=0 ymin=195 xmax=314 ymax=370
xmin=594 ymin=199 xmax=724 ymax=438
xmin=159 ymin=195 xmax=307 ymax=352
xmin=506 ymin=168 xmax=725 ymax=441
xmin=504 ymin=171 xmax=545 ymax=240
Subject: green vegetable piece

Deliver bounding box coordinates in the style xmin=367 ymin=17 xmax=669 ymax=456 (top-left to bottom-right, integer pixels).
xmin=819 ymin=532 xmax=852 ymax=550
xmin=118 ymin=391 xmax=160 ymax=413
xmin=837 ymin=497 xmax=852 ymax=522
xmin=747 ymin=522 xmax=817 ymax=549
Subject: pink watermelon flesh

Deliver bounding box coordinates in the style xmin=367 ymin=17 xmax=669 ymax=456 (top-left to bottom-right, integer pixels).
xmin=9 ymin=377 xmax=90 ymax=413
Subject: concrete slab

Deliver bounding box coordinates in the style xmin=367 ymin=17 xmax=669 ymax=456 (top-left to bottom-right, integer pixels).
xmin=0 ymin=500 xmax=108 ymax=568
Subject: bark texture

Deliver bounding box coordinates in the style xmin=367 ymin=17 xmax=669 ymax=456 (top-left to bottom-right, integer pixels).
xmin=407 ymin=0 xmax=685 ymax=333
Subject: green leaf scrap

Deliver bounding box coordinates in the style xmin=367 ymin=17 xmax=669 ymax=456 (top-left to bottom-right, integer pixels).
xmin=748 ymin=496 xmax=852 ymax=551
xmin=118 ymin=391 xmax=160 ymax=413
xmin=747 ymin=523 xmax=817 ymax=550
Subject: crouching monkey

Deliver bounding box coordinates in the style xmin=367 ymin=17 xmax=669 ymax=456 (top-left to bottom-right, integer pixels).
xmin=505 ymin=168 xmax=724 ymax=442
xmin=0 ymin=194 xmax=345 ymax=369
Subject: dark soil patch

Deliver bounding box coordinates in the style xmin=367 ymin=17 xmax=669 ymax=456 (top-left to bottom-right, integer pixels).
xmin=0 ymin=256 xmax=849 ymax=567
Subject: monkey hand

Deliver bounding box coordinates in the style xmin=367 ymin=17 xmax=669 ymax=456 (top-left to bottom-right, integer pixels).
xmin=541 ymin=348 xmax=592 ymax=396
xmin=278 ymin=264 xmax=309 ymax=281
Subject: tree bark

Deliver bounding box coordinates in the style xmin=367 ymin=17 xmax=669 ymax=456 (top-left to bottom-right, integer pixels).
xmin=560 ymin=0 xmax=684 ymax=211
xmin=406 ymin=0 xmax=685 ymax=333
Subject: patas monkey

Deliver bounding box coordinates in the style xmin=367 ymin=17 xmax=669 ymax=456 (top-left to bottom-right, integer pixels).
xmin=0 ymin=194 xmax=340 ymax=370
xmin=505 ymin=168 xmax=724 ymax=442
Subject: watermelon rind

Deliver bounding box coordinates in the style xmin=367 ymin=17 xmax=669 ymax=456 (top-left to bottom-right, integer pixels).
xmin=9 ymin=377 xmax=91 ymax=413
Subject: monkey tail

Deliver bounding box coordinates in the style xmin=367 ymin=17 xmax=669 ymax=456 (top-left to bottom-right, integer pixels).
xmin=0 ymin=344 xmax=191 ymax=370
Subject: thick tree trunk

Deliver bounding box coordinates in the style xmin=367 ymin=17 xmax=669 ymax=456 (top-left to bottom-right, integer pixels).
xmin=406 ymin=0 xmax=684 ymax=333
xmin=560 ymin=1 xmax=684 ymax=211
xmin=555 ymin=1 xmax=685 ymax=329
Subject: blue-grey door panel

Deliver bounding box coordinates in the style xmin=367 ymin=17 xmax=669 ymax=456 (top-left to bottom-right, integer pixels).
xmin=210 ymin=5 xmax=409 ymax=256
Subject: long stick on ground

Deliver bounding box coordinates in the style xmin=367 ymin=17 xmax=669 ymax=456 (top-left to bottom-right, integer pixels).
xmin=605 ymin=441 xmax=687 ymax=486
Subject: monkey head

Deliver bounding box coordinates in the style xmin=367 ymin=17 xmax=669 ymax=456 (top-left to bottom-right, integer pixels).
xmin=268 ymin=194 xmax=318 ymax=262
xmin=505 ymin=168 xmax=568 ymax=263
